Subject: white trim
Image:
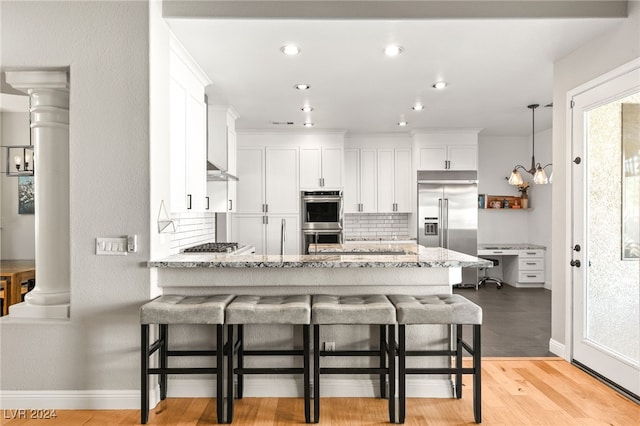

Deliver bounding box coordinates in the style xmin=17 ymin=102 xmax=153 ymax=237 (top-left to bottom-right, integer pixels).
xmin=0 ymin=390 xmax=140 ymax=410
xmin=564 ymin=56 xmax=640 ymax=366
xmin=169 ymin=33 xmax=211 ymax=86
xmin=549 ymin=338 xmax=568 ymax=360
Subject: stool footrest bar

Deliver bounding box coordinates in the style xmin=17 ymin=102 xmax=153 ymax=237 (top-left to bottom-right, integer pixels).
xmin=166 ymin=350 xmax=218 ymax=356
xmin=148 ymin=367 xmax=220 ymax=375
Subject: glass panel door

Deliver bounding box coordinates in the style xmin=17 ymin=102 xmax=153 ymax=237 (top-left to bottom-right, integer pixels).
xmin=571 ymin=67 xmax=640 ymax=397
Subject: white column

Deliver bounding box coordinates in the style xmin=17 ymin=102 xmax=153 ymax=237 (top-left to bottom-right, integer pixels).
xmin=6 ymin=71 xmax=70 ymax=319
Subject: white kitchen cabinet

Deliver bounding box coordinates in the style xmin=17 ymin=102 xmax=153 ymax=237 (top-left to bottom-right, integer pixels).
xmin=236 ymin=146 xmax=298 ymax=214
xmin=377 ymin=148 xmax=411 ymax=213
xmin=168 ymin=44 xmax=210 ymax=213
xmin=234 ymin=146 xmax=299 ymax=251
xmin=344 ymin=148 xmax=377 ymax=213
xmin=232 ymin=214 xmax=299 ymax=255
xmin=207 ymin=105 xmax=239 ymax=213
xmin=418 ymin=145 xmax=477 ymax=170
xmin=300 ymin=146 xmax=343 ymax=189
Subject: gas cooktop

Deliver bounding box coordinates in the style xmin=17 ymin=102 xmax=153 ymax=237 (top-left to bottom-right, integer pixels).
xmin=182 ymin=242 xmax=239 ymax=253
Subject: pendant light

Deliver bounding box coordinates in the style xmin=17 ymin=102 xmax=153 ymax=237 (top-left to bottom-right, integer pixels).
xmin=508 ymin=104 xmax=552 ymax=185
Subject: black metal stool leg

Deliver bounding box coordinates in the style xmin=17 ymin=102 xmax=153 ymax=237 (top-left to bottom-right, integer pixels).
xmin=141 ymin=324 xmax=149 ymax=424
xmin=398 ymin=324 xmax=406 ymax=424
xmin=303 ymin=324 xmax=311 ymax=423
xmin=379 ymin=324 xmax=387 ymax=399
xmin=216 ymin=324 xmax=224 ymax=424
xmin=313 ymin=324 xmax=320 ymax=423
xmin=456 ymin=324 xmax=463 ymax=399
xmin=227 ymin=324 xmax=234 ymax=423
xmin=388 ymin=324 xmax=396 ymax=424
xmin=473 ymin=324 xmax=482 ymax=423
xmin=159 ymin=324 xmax=168 ymax=400
xmin=237 ymin=324 xmax=244 ymax=399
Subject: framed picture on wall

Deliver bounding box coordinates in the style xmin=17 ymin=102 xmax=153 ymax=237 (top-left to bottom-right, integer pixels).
xmin=18 ymin=175 xmax=34 ymax=215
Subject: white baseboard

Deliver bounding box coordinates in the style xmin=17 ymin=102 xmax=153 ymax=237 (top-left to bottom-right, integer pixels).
xmin=0 ymin=390 xmax=140 ymax=410
xmin=167 ymin=377 xmax=452 ymax=398
xmin=549 ymin=338 xmax=567 ymax=359
xmin=0 ymin=378 xmax=453 ymax=410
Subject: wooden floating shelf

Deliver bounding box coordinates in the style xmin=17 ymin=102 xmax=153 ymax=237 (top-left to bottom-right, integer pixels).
xmin=478 ymin=194 xmax=530 ymax=210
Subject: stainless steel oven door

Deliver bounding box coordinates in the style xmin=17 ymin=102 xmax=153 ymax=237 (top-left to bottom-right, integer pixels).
xmin=301 ymin=191 xmax=343 ymax=230
xmin=301 ymin=229 xmax=343 ymax=255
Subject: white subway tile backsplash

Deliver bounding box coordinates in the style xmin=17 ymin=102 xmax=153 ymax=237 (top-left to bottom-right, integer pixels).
xmin=344 ymin=213 xmax=410 ymax=240
xmin=169 ymin=211 xmax=216 ymax=251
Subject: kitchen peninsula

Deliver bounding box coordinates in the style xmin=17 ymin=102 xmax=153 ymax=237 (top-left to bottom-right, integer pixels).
xmin=149 ymin=243 xmax=490 ymax=295
xmin=148 ymin=243 xmax=490 ymax=398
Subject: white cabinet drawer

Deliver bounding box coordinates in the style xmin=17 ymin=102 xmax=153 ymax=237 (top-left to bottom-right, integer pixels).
xmin=519 ymin=249 xmax=544 ymax=258
xmin=519 ymin=258 xmax=544 ymax=270
xmin=519 ymin=271 xmax=544 ymax=283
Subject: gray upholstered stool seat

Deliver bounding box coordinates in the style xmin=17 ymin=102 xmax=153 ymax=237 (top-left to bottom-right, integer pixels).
xmin=226 ymin=295 xmax=312 ymax=423
xmin=226 ymin=295 xmax=311 ymax=324
xmin=311 ymin=295 xmax=396 ymax=423
xmin=389 ymin=294 xmax=482 ymax=424
xmin=390 ymin=294 xmax=482 ymax=325
xmin=140 ymin=294 xmax=235 ymax=424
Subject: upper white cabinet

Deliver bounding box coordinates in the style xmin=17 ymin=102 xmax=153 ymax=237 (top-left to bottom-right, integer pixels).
xmin=418 ymin=145 xmax=477 ymax=170
xmin=236 ymin=146 xmax=299 ymax=214
xmin=169 ymin=39 xmax=211 ymax=213
xmin=207 ymin=105 xmax=239 ymax=212
xmin=300 ymin=146 xmax=343 ymax=189
xmin=413 ymin=130 xmax=480 ymax=171
xmin=377 ymin=148 xmax=412 ymax=212
xmin=344 ymin=149 xmax=378 ymax=213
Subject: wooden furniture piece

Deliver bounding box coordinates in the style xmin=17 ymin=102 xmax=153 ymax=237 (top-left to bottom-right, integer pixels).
xmin=140 ymin=294 xmax=235 ymax=424
xmin=478 ymin=245 xmax=546 ymax=287
xmin=389 ymin=294 xmax=482 ymax=424
xmin=0 ymin=260 xmax=36 ymax=316
xmin=226 ymin=295 xmax=312 ymax=424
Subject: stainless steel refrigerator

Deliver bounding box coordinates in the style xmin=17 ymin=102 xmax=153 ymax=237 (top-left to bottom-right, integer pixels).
xmin=417 ymin=170 xmax=478 ymax=287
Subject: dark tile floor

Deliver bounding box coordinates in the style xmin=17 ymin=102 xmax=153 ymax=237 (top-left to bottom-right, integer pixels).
xmin=453 ymin=284 xmax=554 ymax=357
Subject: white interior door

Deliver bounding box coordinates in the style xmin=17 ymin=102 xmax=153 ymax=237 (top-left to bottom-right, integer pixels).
xmin=571 ymin=65 xmax=640 ymax=398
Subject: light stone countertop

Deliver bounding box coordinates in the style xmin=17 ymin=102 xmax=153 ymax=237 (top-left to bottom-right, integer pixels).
xmin=478 ymin=243 xmax=546 ymax=251
xmin=149 ymin=243 xmax=491 ymax=269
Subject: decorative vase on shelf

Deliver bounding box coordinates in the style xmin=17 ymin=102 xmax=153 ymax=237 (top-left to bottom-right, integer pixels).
xmin=521 ymin=196 xmax=528 ymax=209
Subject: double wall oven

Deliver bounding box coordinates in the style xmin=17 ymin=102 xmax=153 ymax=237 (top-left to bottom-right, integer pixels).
xmin=300 ymin=190 xmax=343 ymax=254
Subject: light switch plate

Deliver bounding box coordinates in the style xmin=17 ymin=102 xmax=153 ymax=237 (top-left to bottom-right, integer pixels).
xmin=96 ymin=237 xmax=128 ymax=255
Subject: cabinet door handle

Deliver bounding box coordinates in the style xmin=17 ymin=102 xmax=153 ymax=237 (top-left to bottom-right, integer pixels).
xmin=526 ymin=262 xmax=536 ymax=265
xmin=229 ymin=200 xmax=233 ymax=211
xmin=526 ymin=275 xmax=537 ymax=278
xmin=187 ymin=194 xmax=192 ymax=210
xmin=205 ymin=196 xmax=210 ymax=210
xmin=265 ymin=204 xmax=269 ymax=213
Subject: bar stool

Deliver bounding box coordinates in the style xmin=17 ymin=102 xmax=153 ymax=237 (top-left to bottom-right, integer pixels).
xmin=140 ymin=294 xmax=235 ymax=424
xmin=389 ymin=294 xmax=482 ymax=424
xmin=311 ymin=295 xmax=396 ymax=423
xmin=225 ymin=295 xmax=311 ymax=423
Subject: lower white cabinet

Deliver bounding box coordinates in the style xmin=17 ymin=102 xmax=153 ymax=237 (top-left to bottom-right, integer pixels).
xmin=233 ymin=214 xmax=299 ymax=255
xmin=502 ymin=249 xmax=546 ymax=287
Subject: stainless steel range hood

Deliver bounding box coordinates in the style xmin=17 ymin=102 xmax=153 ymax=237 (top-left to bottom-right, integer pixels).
xmin=207 ymin=161 xmax=238 ymax=182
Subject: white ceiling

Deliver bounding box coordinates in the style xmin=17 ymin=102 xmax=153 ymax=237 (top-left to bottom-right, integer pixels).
xmin=167 ymin=15 xmax=623 ymax=136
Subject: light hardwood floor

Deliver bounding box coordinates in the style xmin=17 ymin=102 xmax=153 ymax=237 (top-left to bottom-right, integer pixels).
xmin=2 ymin=359 xmax=638 ymax=425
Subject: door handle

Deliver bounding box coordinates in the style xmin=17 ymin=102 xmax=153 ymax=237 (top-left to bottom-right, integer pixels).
xmin=205 ymin=196 xmax=210 ymax=210
xmin=573 ymin=244 xmax=581 ymax=252
xmin=438 ymin=198 xmax=443 ymax=248
xmin=187 ymin=194 xmax=192 ymax=210
xmin=570 ymin=259 xmax=581 ymax=267
xmin=229 ymin=200 xmax=233 ymax=211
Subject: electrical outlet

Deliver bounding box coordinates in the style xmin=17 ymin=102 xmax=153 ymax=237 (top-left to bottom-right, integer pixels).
xmin=96 ymin=237 xmax=128 ymax=255
xmin=324 ymin=341 xmax=335 ymax=352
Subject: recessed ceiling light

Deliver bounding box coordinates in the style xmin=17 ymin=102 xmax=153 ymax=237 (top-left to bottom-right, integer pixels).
xmin=295 ymin=84 xmax=310 ymax=90
xmin=397 ymin=121 xmax=408 ymax=127
xmin=432 ymin=81 xmax=447 ymax=89
xmin=303 ymin=122 xmax=314 ymax=127
xmin=301 ymin=106 xmax=314 ymax=112
xmin=281 ymin=45 xmax=300 ymax=55
xmin=384 ymin=45 xmax=404 ymax=56
xmin=412 ymin=104 xmax=424 ymax=111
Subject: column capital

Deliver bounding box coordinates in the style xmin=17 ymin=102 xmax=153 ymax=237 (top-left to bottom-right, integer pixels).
xmin=5 ymin=70 xmax=69 ymax=92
